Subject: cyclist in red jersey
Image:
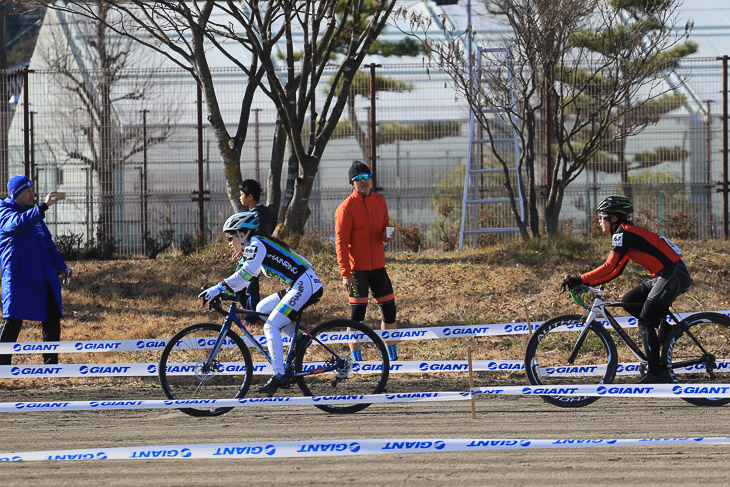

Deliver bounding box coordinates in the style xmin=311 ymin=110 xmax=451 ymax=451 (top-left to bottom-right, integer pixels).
xmin=562 ymin=195 xmax=691 ymax=383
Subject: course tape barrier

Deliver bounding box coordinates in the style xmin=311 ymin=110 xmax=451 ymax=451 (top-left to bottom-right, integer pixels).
xmin=9 ymin=310 xmax=728 ymax=355
xmin=2 ymin=436 xmax=729 ymax=462
xmin=0 ymin=359 xmax=587 ymax=378
xmin=3 ymin=310 xmax=728 ymax=356
xmin=473 ymin=384 xmax=730 ymax=398
xmin=1 ymin=391 xmax=471 ymax=412
xmin=0 ymin=360 xmax=522 ymax=378
xmin=4 ymin=358 xmax=726 ymax=379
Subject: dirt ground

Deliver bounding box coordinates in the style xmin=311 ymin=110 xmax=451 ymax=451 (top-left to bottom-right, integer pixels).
xmin=0 ymin=377 xmax=729 ymax=487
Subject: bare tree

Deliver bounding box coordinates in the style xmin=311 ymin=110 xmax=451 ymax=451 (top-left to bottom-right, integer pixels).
xmin=38 ymin=2 xmax=176 ymax=242
xmin=402 ymin=0 xmax=693 ymax=238
xmin=25 ymin=0 xmax=398 ymax=237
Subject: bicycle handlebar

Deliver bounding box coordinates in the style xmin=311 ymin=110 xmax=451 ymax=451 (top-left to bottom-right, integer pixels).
xmin=201 ymin=293 xmax=268 ymax=322
xmin=566 ymin=285 xmax=604 ymax=310
xmin=207 ymin=296 xmax=229 ymax=316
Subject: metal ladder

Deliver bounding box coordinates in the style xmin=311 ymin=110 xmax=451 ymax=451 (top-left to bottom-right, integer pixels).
xmin=459 ymin=46 xmax=525 ymax=249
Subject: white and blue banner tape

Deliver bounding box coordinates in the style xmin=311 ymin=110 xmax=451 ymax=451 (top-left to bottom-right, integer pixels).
xmin=473 ymin=383 xmax=730 ymax=398
xmin=0 ymin=391 xmax=471 ymax=413
xmin=2 ymin=436 xmax=729 ymax=462
xmin=3 ymin=359 xmax=726 ymax=379
xmin=0 ymin=325 xmax=527 ymax=354
xmin=0 ymin=360 xmax=520 ymax=378
xmin=7 ymin=310 xmax=727 ymax=355
xmin=4 ymin=383 xmax=730 ymax=415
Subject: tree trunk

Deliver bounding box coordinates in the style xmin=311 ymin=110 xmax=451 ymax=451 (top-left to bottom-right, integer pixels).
xmin=348 ymin=90 xmax=369 ymax=161
xmin=278 ymin=154 xmax=299 ymax=224
xmin=544 ymin=205 xmax=560 ymax=235
xmin=544 ymin=183 xmax=563 ymax=236
xmin=267 ymin=119 xmax=287 ymax=220
xmin=217 ymin=139 xmax=243 ymax=210
xmin=617 ymin=136 xmax=633 ymax=200
xmin=282 ymin=155 xmax=317 ymax=236
xmin=525 ymin=149 xmax=540 ymax=238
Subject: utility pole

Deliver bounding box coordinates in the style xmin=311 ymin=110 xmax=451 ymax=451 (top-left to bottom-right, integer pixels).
xmin=0 ymin=5 xmax=8 ymax=190
xmin=366 ymin=63 xmax=381 ymax=190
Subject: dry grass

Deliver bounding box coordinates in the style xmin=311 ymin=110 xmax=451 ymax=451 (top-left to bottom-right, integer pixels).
xmin=3 ymin=233 xmax=729 ymax=387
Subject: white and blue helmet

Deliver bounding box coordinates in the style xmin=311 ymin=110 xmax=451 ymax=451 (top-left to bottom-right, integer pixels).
xmin=223 ymin=211 xmax=259 ymax=239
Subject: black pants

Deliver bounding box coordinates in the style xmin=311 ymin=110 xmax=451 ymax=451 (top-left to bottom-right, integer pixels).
xmin=235 ymin=275 xmax=261 ymax=312
xmin=0 ymin=286 xmax=61 ymax=365
xmin=622 ymin=260 xmax=692 ymax=371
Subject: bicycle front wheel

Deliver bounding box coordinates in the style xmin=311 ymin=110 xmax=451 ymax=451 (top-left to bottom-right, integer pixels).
xmin=524 ymin=314 xmax=618 ymax=408
xmin=159 ymin=323 xmax=253 ymax=417
xmin=664 ymin=312 xmax=730 ymax=407
xmin=294 ymin=319 xmax=389 ymax=414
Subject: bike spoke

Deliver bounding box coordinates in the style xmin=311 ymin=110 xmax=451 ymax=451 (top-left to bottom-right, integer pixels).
xmin=159 ymin=323 xmax=253 ymax=417
xmin=525 ymin=314 xmax=617 ymax=408
xmin=295 ymin=320 xmax=389 ymax=414
xmin=665 ymin=313 xmax=730 ymax=406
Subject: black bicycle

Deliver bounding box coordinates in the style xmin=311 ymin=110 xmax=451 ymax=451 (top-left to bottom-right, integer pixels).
xmin=158 ymin=295 xmax=389 ymax=417
xmin=524 ymin=285 xmax=730 ymax=408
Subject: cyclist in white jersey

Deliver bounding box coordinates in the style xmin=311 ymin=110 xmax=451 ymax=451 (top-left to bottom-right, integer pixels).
xmin=199 ymin=212 xmax=323 ymax=396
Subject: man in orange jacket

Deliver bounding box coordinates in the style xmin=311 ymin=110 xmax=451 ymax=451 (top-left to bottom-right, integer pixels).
xmin=335 ymin=160 xmax=399 ymax=361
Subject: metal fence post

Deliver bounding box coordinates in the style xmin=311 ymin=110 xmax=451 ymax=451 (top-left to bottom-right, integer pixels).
xmin=196 ymin=82 xmax=207 ymax=241
xmin=706 ymin=100 xmax=714 ymax=237
xmin=721 ymin=55 xmax=729 ymax=239
xmin=367 ymin=63 xmax=381 ymax=189
xmin=141 ymin=109 xmax=149 ymax=252
xmin=23 ymin=67 xmax=29 ymax=178
xmin=0 ymin=6 xmax=6 ymax=190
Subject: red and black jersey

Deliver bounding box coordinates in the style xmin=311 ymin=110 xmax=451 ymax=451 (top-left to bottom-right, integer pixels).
xmin=581 ymin=223 xmax=682 ymax=286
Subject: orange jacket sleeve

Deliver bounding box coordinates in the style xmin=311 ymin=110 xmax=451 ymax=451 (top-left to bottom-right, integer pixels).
xmin=581 ymin=251 xmax=630 ymax=286
xmin=335 ymin=200 xmax=353 ymax=279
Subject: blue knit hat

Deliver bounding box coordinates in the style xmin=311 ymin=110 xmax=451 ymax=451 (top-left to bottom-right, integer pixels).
xmin=7 ymin=175 xmax=34 ymax=200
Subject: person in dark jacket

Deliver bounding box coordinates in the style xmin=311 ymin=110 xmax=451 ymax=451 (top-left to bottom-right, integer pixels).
xmin=0 ymin=176 xmax=71 ymax=365
xmin=238 ymin=179 xmax=274 ymax=316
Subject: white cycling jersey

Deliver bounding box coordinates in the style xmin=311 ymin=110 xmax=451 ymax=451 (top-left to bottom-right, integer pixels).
xmin=221 ymin=235 xmax=312 ymax=292
xmin=221 ymin=235 xmax=322 ymax=377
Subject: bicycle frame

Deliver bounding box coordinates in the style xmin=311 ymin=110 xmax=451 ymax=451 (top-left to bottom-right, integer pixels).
xmin=570 ymin=286 xmax=648 ymax=364
xmin=573 ymin=286 xmax=724 ymax=374
xmin=206 ymin=299 xmax=346 ymax=379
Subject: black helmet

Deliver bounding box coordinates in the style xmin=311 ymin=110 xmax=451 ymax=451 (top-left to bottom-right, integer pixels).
xmin=597 ymin=195 xmax=633 ymax=217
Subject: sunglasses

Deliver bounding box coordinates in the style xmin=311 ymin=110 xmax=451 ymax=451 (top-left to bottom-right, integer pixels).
xmin=600 ymin=214 xmax=611 ymax=221
xmin=226 ymin=234 xmax=236 ymax=242
xmin=351 ymin=173 xmax=372 ymax=182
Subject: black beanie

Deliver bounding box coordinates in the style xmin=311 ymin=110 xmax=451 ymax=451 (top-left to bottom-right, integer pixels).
xmin=348 ymin=160 xmax=371 ymax=182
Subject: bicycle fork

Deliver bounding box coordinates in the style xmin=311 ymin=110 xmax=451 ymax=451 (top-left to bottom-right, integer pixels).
xmin=204 ymin=321 xmax=233 ymax=373
xmin=567 ymin=309 xmax=597 ymax=365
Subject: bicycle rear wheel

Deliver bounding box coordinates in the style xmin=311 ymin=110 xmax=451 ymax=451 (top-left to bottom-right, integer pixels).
xmin=664 ymin=312 xmax=730 ymax=407
xmin=294 ymin=319 xmax=389 ymax=414
xmin=159 ymin=323 xmax=253 ymax=417
xmin=524 ymin=314 xmax=618 ymax=408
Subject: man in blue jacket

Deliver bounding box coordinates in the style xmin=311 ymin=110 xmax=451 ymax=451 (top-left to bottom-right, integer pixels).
xmin=0 ymin=176 xmax=71 ymax=365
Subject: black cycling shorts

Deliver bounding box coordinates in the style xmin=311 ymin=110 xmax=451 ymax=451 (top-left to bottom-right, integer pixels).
xmin=349 ymin=268 xmax=396 ymax=323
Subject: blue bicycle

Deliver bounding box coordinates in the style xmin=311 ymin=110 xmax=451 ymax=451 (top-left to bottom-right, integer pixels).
xmin=158 ymin=295 xmax=389 ymax=417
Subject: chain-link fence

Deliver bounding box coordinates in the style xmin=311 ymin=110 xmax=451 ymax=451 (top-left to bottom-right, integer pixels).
xmin=2 ymin=58 xmax=728 ymax=256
